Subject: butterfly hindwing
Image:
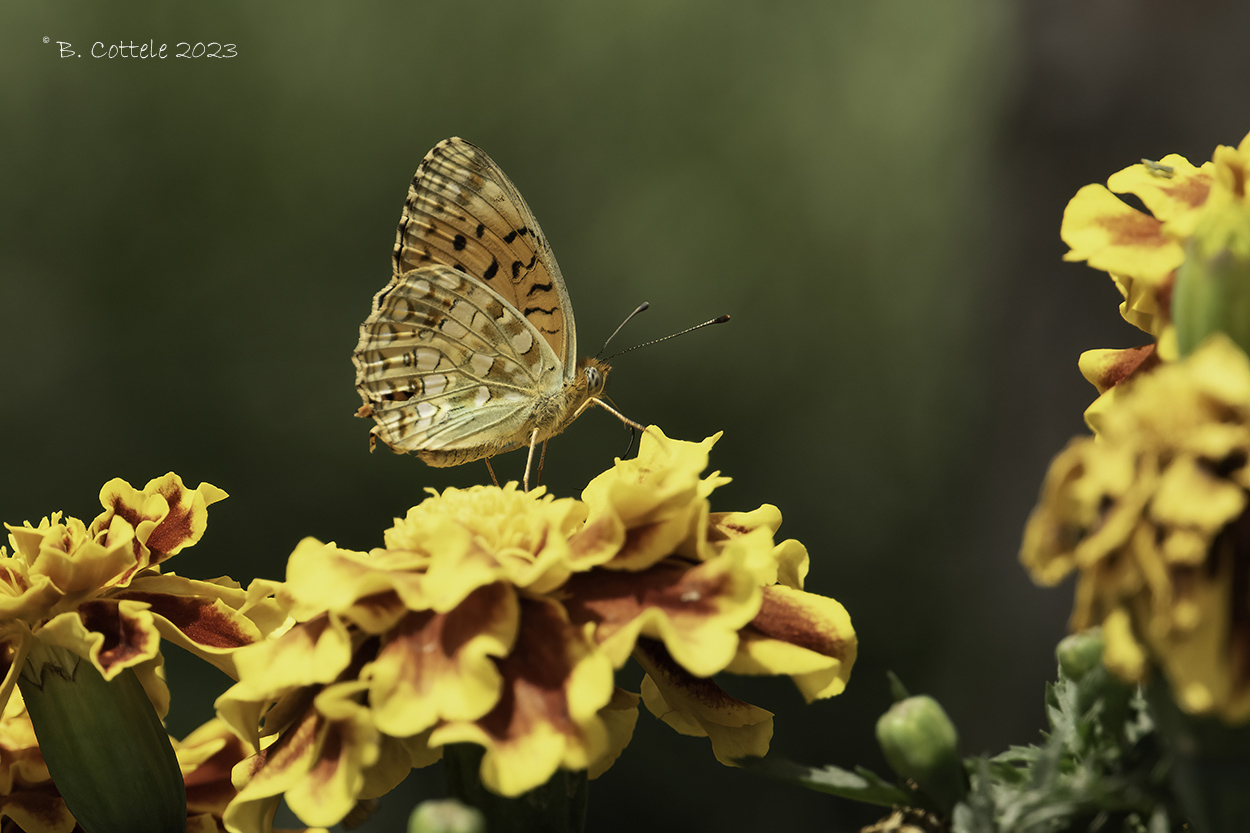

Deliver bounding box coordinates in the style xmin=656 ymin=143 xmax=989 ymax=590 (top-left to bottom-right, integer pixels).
xmin=354 ymin=264 xmax=564 ymax=455
xmin=393 ymin=137 xmax=577 ymax=379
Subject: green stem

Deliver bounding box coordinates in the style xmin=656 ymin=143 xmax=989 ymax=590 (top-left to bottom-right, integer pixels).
xmin=1145 ymin=677 xmax=1250 ymax=833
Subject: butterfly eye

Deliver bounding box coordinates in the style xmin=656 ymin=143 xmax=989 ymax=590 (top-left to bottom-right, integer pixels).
xmin=584 ymin=365 xmax=604 ymax=394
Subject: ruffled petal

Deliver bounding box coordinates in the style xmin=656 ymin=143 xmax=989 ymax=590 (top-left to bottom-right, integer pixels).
xmin=726 ymin=584 xmax=857 ymax=701
xmin=634 ymin=640 xmax=772 ymax=765
xmin=429 ymin=596 xmax=614 ymax=797
xmin=563 ymin=530 xmax=770 ymax=676
xmin=365 ymin=582 xmax=517 ymax=738
xmin=1061 ymin=184 xmax=1185 ymax=285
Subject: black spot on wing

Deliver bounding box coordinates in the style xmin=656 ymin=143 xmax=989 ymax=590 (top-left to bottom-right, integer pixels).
xmin=453 ymin=234 xmax=467 ymax=251
xmin=475 ymin=223 xmax=485 ymax=238
xmin=526 ymin=281 xmax=553 ymax=296
xmin=483 ymin=259 xmax=499 ymax=280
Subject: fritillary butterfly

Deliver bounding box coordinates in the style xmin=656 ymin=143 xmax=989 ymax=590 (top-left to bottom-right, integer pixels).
xmin=352 ymin=137 xmax=639 ymax=481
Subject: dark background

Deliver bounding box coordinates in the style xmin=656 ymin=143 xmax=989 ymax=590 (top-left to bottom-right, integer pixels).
xmin=3 ymin=2 xmax=1248 ymax=830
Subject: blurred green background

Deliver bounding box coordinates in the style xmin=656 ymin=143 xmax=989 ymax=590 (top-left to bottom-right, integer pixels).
xmin=3 ymin=1 xmax=1249 ymax=830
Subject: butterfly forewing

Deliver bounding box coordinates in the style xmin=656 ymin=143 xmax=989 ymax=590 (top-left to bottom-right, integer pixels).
xmin=394 ymin=137 xmax=577 ymax=379
xmin=354 ymin=265 xmax=565 ymax=456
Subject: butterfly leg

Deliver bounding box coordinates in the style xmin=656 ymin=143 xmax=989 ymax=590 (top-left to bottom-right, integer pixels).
xmin=522 ymin=428 xmax=541 ymax=492
xmin=535 ymin=439 xmax=550 ymax=488
xmin=484 ymin=458 xmax=500 ymax=488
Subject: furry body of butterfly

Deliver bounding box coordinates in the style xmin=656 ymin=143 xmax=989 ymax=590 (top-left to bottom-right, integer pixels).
xmin=353 ymin=138 xmax=629 ymax=472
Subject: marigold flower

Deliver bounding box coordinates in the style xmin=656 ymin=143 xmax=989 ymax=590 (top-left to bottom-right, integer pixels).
xmin=0 ymin=473 xmax=286 ymax=713
xmin=1021 ymin=335 xmax=1250 ymax=723
xmin=218 ymin=428 xmax=857 ymax=832
xmin=1061 ymin=131 xmax=1250 ymax=427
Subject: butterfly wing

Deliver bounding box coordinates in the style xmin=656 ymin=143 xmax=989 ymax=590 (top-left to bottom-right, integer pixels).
xmin=353 ymin=264 xmax=565 ymax=462
xmin=394 ymin=137 xmax=577 ymax=382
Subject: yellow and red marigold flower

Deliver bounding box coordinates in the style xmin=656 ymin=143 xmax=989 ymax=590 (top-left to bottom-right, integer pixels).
xmin=1061 ymin=130 xmax=1250 ymax=427
xmin=217 ymin=428 xmax=857 ymax=833
xmin=1021 ymin=335 xmax=1250 ymax=723
xmin=0 ymin=473 xmax=287 ymax=720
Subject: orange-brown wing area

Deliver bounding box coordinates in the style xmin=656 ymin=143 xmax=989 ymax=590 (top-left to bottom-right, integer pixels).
xmin=394 ymin=137 xmax=577 ymax=376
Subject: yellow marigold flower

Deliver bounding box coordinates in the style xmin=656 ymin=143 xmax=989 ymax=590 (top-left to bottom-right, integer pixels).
xmin=1062 ymin=131 xmax=1250 ymax=430
xmin=1021 ymin=335 xmax=1250 ymax=722
xmin=218 ymin=428 xmax=857 ymax=832
xmin=0 ymin=473 xmax=286 ymax=711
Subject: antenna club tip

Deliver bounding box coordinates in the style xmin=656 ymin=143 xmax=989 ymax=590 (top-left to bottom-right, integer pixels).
xmin=714 ymin=314 xmax=731 ymax=324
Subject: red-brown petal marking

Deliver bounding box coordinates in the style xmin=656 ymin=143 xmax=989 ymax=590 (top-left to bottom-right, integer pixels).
xmin=633 ymin=638 xmax=773 ymax=764
xmin=114 ymin=591 xmax=254 ymax=650
xmin=636 ymin=638 xmax=738 ymax=708
xmin=479 ymin=598 xmax=582 ymax=744
xmin=77 ymin=599 xmax=155 ymax=673
xmin=369 ymin=582 xmax=515 ymax=737
xmin=564 ymin=563 xmax=725 ymax=635
xmin=183 ymin=731 xmax=250 ymax=816
xmin=1095 ymin=344 xmax=1161 ymax=392
xmin=1161 ymin=174 xmax=1212 ymax=210
xmin=749 ymin=585 xmax=852 ymax=661
xmin=142 ymin=480 xmax=199 ymax=558
xmin=2 ymin=785 xmax=76 ymax=833
xmin=1099 ymin=211 xmax=1169 ymax=249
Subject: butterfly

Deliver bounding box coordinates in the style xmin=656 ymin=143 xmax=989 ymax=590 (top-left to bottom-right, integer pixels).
xmin=352 ymin=137 xmax=640 ymax=485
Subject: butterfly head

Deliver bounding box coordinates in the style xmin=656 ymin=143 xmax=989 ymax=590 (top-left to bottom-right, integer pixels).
xmin=577 ymin=357 xmax=610 ymax=398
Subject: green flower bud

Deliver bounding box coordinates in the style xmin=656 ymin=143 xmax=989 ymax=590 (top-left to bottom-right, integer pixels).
xmin=876 ymin=695 xmax=966 ymax=814
xmin=409 ymin=799 xmax=487 ymax=833
xmin=1172 ymin=194 xmax=1250 ymax=357
xmin=1056 ymin=628 xmax=1104 ymax=682
xmin=18 ymin=642 xmax=185 ymax=833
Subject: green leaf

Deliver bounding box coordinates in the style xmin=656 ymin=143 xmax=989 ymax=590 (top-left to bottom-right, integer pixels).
xmin=735 ymin=755 xmax=912 ymax=807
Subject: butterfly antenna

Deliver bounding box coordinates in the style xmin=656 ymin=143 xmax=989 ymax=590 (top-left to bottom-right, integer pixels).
xmin=605 ymin=314 xmax=731 ymax=361
xmin=597 ymin=302 xmax=650 ymax=359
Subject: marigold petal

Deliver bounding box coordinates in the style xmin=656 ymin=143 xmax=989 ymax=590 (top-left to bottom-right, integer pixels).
xmin=113 ymin=574 xmax=287 ymax=678
xmin=230 ymin=681 xmax=380 ymax=831
xmin=429 ymin=596 xmax=614 ymax=797
xmin=366 ymin=582 xmax=517 ymax=738
xmin=1101 ymin=610 xmax=1148 ymax=683
xmin=225 ymin=614 xmax=355 ymax=721
xmin=387 ymin=484 xmax=582 ymax=597
xmin=284 ymin=538 xmax=424 ymax=625
xmin=3 ymin=515 xmax=136 ymax=618
xmin=37 ymin=600 xmax=160 ymax=680
xmin=1061 ymin=183 xmax=1184 ymax=283
xmin=581 ymin=428 xmax=721 ymax=571
xmin=1106 ymin=155 xmax=1213 ymax=231
xmin=588 ymin=687 xmax=639 ymax=779
xmin=1078 ymin=345 xmax=1160 ymax=397
xmin=726 ymin=584 xmax=857 ymax=702
xmin=564 ymin=531 xmax=769 ymax=677
xmin=635 ymin=640 xmax=772 ymax=765
xmin=93 ymin=473 xmax=225 ymax=566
